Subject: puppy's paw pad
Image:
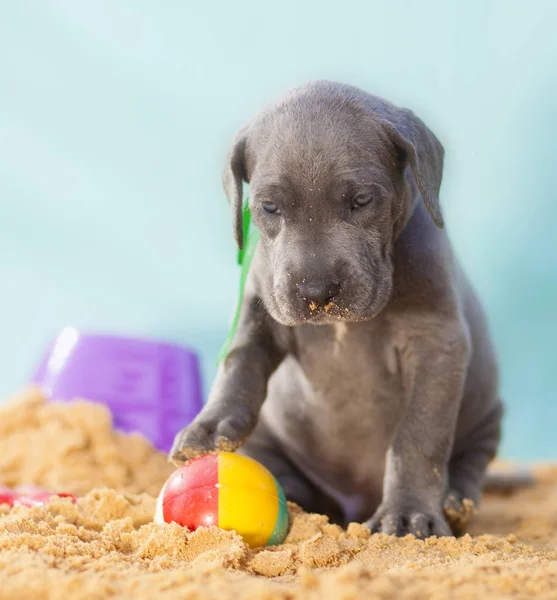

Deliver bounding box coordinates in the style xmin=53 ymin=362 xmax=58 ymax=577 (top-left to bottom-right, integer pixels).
xmin=168 ymin=413 xmax=256 ymax=465
xmin=168 ymin=421 xmax=221 ymax=464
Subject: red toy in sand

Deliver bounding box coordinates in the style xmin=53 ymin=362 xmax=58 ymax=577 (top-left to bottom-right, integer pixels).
xmin=0 ymin=484 xmax=77 ymax=507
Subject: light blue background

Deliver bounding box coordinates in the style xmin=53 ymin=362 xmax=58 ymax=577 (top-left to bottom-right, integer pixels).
xmin=1 ymin=1 xmax=555 ymax=459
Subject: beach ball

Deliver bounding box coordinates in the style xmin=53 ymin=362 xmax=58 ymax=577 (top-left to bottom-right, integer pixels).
xmin=155 ymin=452 xmax=289 ymax=548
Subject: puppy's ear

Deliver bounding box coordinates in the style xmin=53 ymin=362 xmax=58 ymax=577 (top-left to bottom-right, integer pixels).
xmin=379 ymin=108 xmax=445 ymax=228
xmin=222 ymin=126 xmax=249 ymax=249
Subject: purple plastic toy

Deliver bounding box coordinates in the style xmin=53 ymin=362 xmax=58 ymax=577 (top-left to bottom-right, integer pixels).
xmin=30 ymin=327 xmax=203 ymax=453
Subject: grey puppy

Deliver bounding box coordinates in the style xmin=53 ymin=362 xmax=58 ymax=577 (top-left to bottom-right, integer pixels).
xmin=170 ymin=80 xmax=517 ymax=538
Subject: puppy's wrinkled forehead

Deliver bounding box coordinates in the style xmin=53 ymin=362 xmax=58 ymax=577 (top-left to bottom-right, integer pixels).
xmin=245 ymin=99 xmax=398 ymax=197
xmin=222 ymin=81 xmax=445 ymax=248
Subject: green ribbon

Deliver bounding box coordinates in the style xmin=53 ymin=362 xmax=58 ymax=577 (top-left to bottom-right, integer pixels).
xmin=216 ymin=198 xmax=260 ymax=364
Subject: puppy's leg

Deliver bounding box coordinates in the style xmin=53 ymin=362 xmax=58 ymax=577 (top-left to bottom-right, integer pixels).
xmin=444 ymin=401 xmax=503 ymax=534
xmin=240 ymin=422 xmax=344 ymax=524
xmin=169 ymin=293 xmax=286 ymax=464
xmin=366 ymin=318 xmax=470 ymax=539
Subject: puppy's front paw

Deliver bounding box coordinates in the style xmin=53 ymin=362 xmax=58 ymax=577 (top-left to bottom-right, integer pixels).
xmin=169 ymin=413 xmax=254 ymax=466
xmin=366 ymin=504 xmax=452 ymax=539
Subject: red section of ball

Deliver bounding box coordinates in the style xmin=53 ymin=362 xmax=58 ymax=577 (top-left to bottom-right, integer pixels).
xmin=162 ymin=454 xmax=219 ymax=530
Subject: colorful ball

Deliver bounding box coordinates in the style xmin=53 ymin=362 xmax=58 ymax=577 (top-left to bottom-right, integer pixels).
xmin=155 ymin=452 xmax=289 ymax=548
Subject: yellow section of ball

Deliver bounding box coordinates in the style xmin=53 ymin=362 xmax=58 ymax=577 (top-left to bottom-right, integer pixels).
xmin=217 ymin=452 xmax=280 ymax=548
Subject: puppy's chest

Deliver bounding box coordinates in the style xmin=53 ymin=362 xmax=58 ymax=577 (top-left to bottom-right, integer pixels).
xmin=292 ymin=322 xmax=404 ymax=412
xmin=269 ymin=321 xmax=406 ymax=497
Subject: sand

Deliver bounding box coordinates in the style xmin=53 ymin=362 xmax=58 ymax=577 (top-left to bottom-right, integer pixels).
xmin=1 ymin=389 xmax=556 ymax=599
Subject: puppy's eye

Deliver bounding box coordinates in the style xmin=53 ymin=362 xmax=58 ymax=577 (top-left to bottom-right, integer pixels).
xmin=352 ymin=193 xmax=372 ymax=209
xmin=263 ymin=201 xmax=280 ymax=214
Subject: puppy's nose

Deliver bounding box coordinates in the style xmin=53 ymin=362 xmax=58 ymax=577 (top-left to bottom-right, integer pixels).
xmin=297 ymin=281 xmax=340 ymax=306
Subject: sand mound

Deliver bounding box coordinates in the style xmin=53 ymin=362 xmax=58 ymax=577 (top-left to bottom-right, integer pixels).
xmin=0 ymin=387 xmax=173 ymax=496
xmin=1 ymin=389 xmax=556 ymax=599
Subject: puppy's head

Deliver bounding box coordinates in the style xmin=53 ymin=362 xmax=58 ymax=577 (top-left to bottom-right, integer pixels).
xmin=223 ymin=81 xmax=444 ymax=326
